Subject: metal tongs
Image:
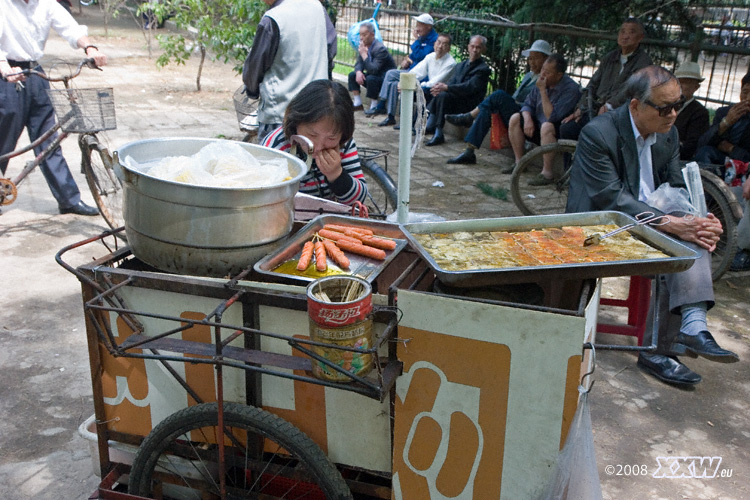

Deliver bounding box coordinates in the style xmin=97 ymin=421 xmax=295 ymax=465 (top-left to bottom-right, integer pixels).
xmin=583 ymin=211 xmax=669 ymax=246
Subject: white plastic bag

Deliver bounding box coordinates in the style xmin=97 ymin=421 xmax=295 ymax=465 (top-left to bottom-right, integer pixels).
xmin=645 ymin=183 xmax=697 ymax=215
xmin=536 ymin=387 xmax=603 ymax=500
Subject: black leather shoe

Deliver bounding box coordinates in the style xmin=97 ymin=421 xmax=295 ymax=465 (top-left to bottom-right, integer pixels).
xmin=364 ymin=107 xmax=386 ymax=117
xmin=672 ymin=331 xmax=739 ymax=363
xmin=447 ymin=149 xmax=476 ymax=164
xmin=425 ymin=130 xmax=445 ymax=146
xmin=445 ymin=112 xmax=475 ymax=128
xmin=378 ymin=116 xmax=396 ymax=127
xmin=637 ymin=353 xmax=701 ymax=386
xmin=730 ymin=249 xmax=750 ymax=271
xmin=59 ymin=201 xmax=99 ymax=216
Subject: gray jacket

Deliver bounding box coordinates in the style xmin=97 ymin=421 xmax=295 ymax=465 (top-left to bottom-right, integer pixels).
xmin=566 ymin=104 xmax=684 ymax=216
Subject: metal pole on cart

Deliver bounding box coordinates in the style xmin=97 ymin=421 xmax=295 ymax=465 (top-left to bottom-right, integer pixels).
xmin=397 ymin=72 xmax=417 ymax=224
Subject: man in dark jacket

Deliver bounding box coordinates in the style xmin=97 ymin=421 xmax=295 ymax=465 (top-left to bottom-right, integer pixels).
xmin=560 ymin=17 xmax=652 ymax=141
xmin=567 ymin=66 xmax=737 ymax=387
xmin=348 ymin=22 xmax=397 ymax=113
xmin=673 ymin=61 xmax=709 ymax=161
xmin=424 ymin=35 xmax=491 ymax=146
xmin=695 ymin=72 xmax=750 ymax=164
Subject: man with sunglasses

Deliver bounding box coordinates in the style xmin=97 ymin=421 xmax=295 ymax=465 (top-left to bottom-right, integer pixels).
xmin=567 ymin=66 xmax=739 ymax=387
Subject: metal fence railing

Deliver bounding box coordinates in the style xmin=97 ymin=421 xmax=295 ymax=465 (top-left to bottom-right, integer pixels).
xmin=332 ymin=1 xmax=750 ymax=110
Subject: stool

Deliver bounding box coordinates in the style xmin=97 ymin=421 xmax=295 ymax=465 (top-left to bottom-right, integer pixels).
xmin=596 ymin=276 xmax=652 ymax=346
xmin=490 ymin=113 xmax=510 ymax=150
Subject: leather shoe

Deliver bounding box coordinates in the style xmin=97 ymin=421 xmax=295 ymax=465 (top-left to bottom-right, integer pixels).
xmin=425 ymin=130 xmax=445 ymax=146
xmin=445 ymin=112 xmax=475 ymax=128
xmin=364 ymin=107 xmax=386 ymax=117
xmin=352 ymin=104 xmax=364 ymax=111
xmin=447 ymin=149 xmax=476 ymax=164
xmin=637 ymin=353 xmax=701 ymax=386
xmin=59 ymin=201 xmax=99 ymax=216
xmin=730 ymin=249 xmax=750 ymax=271
xmin=672 ymin=331 xmax=739 ymax=363
xmin=501 ymin=164 xmax=516 ymax=174
xmin=378 ymin=116 xmax=396 ymax=127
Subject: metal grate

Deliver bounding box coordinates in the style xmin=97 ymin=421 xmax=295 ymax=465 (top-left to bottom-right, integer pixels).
xmin=47 ymin=88 xmax=116 ymax=133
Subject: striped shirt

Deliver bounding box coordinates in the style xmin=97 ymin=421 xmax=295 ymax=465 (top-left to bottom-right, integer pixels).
xmin=263 ymin=127 xmax=368 ymax=206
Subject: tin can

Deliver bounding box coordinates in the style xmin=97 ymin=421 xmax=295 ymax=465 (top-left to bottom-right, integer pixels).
xmin=306 ymin=276 xmax=373 ymax=381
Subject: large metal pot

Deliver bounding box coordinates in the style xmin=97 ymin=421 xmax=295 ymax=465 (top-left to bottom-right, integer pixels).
xmin=114 ymin=137 xmax=308 ymax=277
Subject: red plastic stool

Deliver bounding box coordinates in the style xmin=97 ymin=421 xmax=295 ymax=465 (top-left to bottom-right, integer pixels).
xmin=596 ymin=276 xmax=652 ymax=346
xmin=490 ymin=113 xmax=510 ymax=150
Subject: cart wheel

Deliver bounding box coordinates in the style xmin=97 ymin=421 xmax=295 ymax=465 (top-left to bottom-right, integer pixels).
xmin=128 ymin=402 xmax=353 ymax=500
xmin=510 ymin=139 xmax=578 ymax=216
xmin=700 ymin=169 xmax=740 ymax=280
xmin=360 ymin=159 xmax=397 ymax=219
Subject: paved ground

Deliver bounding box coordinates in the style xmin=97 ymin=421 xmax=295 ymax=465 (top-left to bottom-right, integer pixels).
xmin=0 ymin=9 xmax=749 ymax=500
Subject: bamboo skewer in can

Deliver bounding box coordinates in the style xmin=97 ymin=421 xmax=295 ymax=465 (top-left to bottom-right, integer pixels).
xmin=306 ymin=276 xmax=374 ymax=381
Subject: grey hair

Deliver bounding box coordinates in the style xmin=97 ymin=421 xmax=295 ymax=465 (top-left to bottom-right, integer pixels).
xmin=625 ymin=65 xmax=677 ymax=102
xmin=470 ymin=35 xmax=487 ymax=49
xmin=360 ymin=22 xmax=376 ymax=34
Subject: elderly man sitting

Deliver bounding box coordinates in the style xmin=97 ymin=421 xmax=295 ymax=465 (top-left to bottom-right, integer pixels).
xmin=567 ymin=66 xmax=739 ymax=387
xmin=376 ymin=33 xmax=456 ymax=128
xmin=507 ymin=53 xmax=581 ymax=185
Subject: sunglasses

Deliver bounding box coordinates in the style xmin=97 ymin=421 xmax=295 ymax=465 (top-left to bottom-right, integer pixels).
xmin=644 ymin=95 xmax=686 ymax=117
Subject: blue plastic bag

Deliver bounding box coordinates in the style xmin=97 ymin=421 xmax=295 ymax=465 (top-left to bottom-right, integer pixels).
xmin=347 ymin=3 xmax=382 ymax=49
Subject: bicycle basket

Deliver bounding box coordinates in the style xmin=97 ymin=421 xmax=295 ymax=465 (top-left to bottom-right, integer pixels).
xmin=233 ymin=85 xmax=258 ymax=132
xmin=47 ymin=88 xmax=116 ymax=133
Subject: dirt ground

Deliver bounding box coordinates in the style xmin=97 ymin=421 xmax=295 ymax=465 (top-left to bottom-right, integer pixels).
xmin=0 ymin=7 xmax=748 ymax=500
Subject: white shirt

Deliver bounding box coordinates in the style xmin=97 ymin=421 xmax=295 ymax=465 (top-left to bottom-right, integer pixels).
xmin=0 ymin=0 xmax=87 ymax=62
xmin=410 ymin=51 xmax=456 ymax=89
xmin=629 ymin=109 xmax=658 ymax=201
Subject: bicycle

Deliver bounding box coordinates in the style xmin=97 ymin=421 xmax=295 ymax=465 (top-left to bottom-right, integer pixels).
xmin=509 ymin=140 xmax=742 ymax=281
xmin=0 ymin=59 xmax=124 ymax=234
xmin=234 ymin=87 xmax=398 ymax=219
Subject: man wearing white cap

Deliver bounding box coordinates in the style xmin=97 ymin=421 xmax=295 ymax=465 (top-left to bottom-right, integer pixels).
xmin=445 ymin=39 xmax=551 ymax=165
xmin=364 ymin=12 xmax=438 ymax=116
xmin=674 ymin=61 xmax=709 ymax=161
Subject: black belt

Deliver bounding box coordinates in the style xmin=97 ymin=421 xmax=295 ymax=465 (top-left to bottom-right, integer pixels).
xmin=7 ymin=60 xmax=38 ymax=69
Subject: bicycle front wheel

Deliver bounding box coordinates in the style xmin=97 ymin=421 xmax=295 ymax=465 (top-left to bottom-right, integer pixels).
xmin=360 ymin=159 xmax=398 ymax=219
xmin=701 ymin=169 xmax=740 ymax=280
xmin=511 ymin=140 xmax=578 ymax=216
xmin=79 ymin=134 xmax=124 ymax=236
xmin=128 ymin=402 xmax=353 ymax=500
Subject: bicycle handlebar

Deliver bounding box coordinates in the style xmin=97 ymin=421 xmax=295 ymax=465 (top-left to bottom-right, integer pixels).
xmin=2 ymin=58 xmax=100 ymax=82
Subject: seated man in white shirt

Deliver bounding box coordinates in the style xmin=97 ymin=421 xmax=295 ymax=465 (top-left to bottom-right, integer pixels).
xmin=376 ymin=33 xmax=456 ymax=129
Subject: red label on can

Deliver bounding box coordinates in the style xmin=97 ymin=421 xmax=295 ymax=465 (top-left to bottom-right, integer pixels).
xmin=307 ymin=300 xmax=372 ymax=327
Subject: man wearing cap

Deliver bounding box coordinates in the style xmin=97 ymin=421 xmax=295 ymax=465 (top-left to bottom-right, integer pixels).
xmin=424 ymin=35 xmax=491 ymax=146
xmin=508 ymin=53 xmax=581 ymax=185
xmin=674 ymin=61 xmax=709 ymax=161
xmin=444 ymin=39 xmax=551 ymax=165
xmin=560 ymin=17 xmax=652 ymax=142
xmin=365 ymin=12 xmax=439 ymax=116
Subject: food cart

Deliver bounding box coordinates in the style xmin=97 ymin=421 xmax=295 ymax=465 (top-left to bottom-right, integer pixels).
xmin=59 ymin=206 xmax=696 ymax=499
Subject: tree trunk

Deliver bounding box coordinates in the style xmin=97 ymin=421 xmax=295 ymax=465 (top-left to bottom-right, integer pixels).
xmin=196 ymin=45 xmax=206 ymax=92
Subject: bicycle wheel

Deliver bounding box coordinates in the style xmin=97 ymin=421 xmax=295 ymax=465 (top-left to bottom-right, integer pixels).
xmin=700 ymin=169 xmax=740 ymax=280
xmin=79 ymin=134 xmax=124 ymax=236
xmin=511 ymin=140 xmax=578 ymax=216
xmin=128 ymin=402 xmax=353 ymax=500
xmin=360 ymin=159 xmax=398 ymax=219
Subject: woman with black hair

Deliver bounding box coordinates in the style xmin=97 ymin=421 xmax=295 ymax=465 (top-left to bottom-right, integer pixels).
xmin=263 ymin=79 xmax=368 ymax=206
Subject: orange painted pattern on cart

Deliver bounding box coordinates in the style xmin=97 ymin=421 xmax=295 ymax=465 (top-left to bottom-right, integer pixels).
xmin=394 ymin=327 xmax=511 ymax=500
xmin=99 ymin=314 xmax=152 ymax=437
xmin=263 ymin=335 xmax=328 ymax=455
xmin=560 ymin=355 xmax=582 ymax=449
xmin=181 ymin=312 xmax=218 ymax=408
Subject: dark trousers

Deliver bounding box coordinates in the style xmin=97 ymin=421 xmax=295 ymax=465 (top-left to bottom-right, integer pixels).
xmin=694 ymin=145 xmax=727 ymax=165
xmin=464 ymin=90 xmax=521 ymax=149
xmin=559 ymin=112 xmax=591 ymax=141
xmin=427 ymin=91 xmax=475 ymax=129
xmin=348 ymin=71 xmax=385 ymax=100
xmin=0 ymin=69 xmax=81 ymax=209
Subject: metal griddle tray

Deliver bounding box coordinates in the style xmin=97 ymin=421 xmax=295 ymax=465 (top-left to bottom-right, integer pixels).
xmin=254 ymin=214 xmax=407 ymax=284
xmin=401 ymin=211 xmax=699 ymax=288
